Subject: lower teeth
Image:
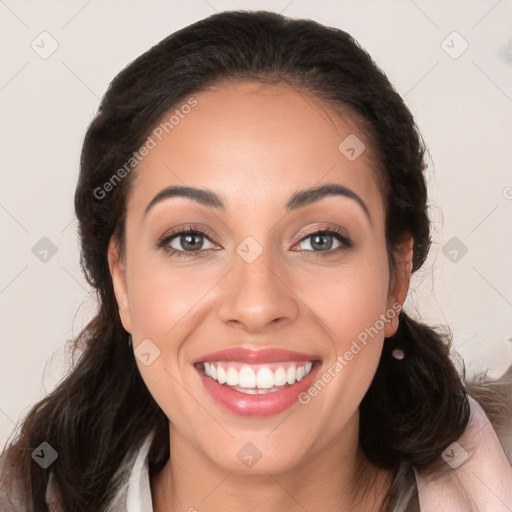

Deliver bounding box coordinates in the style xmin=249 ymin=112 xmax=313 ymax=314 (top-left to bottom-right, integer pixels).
xmin=223 ymin=384 xmax=291 ymax=394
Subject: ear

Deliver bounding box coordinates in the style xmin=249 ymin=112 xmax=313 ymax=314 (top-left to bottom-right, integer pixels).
xmin=384 ymin=235 xmax=414 ymax=338
xmin=107 ymin=238 xmax=132 ymax=333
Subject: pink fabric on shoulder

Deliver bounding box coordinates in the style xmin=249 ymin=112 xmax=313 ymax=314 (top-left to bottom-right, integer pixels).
xmin=414 ymin=396 xmax=512 ymax=511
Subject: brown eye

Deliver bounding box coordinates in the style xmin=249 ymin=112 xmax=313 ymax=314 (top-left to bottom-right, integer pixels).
xmin=170 ymin=232 xmax=208 ymax=252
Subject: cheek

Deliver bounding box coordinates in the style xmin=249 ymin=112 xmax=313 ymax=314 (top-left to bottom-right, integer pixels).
xmin=125 ymin=253 xmax=228 ymax=416
xmin=126 ymin=258 xmax=206 ymax=421
xmin=294 ymin=244 xmax=390 ymax=408
xmin=296 ymin=245 xmax=391 ymax=347
xmin=127 ymin=258 xmax=206 ymax=339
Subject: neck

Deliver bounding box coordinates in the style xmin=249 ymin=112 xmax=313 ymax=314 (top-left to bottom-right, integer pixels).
xmin=151 ymin=415 xmax=393 ymax=512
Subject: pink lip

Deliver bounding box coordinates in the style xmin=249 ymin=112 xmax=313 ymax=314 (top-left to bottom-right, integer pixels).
xmin=193 ymin=347 xmax=320 ymax=364
xmin=195 ymin=361 xmax=321 ymax=417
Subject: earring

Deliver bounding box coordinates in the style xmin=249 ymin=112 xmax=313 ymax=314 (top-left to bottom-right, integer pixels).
xmin=127 ymin=333 xmax=133 ymax=348
xmin=391 ymin=314 xmax=404 ymax=359
xmin=391 ymin=348 xmax=405 ymax=360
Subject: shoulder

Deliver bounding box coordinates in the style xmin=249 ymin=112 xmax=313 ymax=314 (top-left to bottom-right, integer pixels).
xmin=0 ymin=448 xmax=26 ymax=512
xmin=99 ymin=432 xmax=155 ymax=512
xmin=413 ymin=364 xmax=512 ymax=511
xmin=1 ymin=435 xmax=154 ymax=512
xmin=465 ymin=363 xmax=512 ymax=463
xmin=0 ymin=450 xmax=65 ymax=512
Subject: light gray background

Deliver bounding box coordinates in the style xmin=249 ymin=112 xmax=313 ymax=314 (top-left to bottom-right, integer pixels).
xmin=1 ymin=0 xmax=511 ymax=447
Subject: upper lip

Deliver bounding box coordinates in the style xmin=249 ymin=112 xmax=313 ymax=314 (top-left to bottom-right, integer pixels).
xmin=193 ymin=347 xmax=321 ymax=365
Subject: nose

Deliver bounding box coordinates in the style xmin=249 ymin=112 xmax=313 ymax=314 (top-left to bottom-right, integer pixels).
xmin=218 ymin=245 xmax=299 ymax=333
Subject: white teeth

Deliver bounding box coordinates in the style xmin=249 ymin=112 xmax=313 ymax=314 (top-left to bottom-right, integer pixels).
xmin=239 ymin=366 xmax=256 ymax=388
xmin=273 ymin=367 xmax=287 ymax=386
xmin=226 ymin=367 xmax=239 ymax=386
xmin=256 ymin=367 xmax=274 ymax=389
xmin=201 ymin=361 xmax=314 ymax=389
xmin=216 ymin=366 xmax=227 ymax=384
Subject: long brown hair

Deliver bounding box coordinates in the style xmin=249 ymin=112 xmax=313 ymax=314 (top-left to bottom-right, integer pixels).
xmin=1 ymin=10 xmax=470 ymax=511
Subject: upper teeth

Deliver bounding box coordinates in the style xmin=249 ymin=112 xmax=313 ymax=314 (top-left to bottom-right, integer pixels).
xmin=202 ymin=361 xmax=313 ymax=388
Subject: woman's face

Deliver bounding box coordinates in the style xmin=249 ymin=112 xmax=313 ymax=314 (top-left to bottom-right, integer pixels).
xmin=109 ymin=80 xmax=411 ymax=474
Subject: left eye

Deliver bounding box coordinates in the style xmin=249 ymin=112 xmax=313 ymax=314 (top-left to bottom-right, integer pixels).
xmin=296 ymin=231 xmax=344 ymax=252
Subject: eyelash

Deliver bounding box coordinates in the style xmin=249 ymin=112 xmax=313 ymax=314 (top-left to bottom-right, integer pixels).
xmin=155 ymin=224 xmax=353 ymax=259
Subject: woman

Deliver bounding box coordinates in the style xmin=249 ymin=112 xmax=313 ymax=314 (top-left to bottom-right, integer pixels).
xmin=1 ymin=10 xmax=511 ymax=512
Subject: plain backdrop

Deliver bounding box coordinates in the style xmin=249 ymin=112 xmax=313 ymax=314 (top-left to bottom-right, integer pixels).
xmin=1 ymin=0 xmax=511 ymax=447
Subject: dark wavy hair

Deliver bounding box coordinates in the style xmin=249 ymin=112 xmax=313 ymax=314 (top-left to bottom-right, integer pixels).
xmin=1 ymin=10 xmax=471 ymax=511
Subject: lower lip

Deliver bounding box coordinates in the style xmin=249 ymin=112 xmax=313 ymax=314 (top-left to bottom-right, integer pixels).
xmin=196 ymin=363 xmax=321 ymax=417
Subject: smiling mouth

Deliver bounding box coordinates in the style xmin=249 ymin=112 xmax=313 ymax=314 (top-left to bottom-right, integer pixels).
xmin=194 ymin=360 xmax=318 ymax=394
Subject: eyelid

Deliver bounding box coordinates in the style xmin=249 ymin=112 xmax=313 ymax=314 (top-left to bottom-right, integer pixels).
xmin=294 ymin=223 xmax=350 ymax=243
xmin=159 ymin=224 xmax=220 ymax=245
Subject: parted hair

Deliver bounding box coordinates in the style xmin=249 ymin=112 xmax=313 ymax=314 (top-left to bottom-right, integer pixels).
xmin=1 ymin=10 xmax=472 ymax=511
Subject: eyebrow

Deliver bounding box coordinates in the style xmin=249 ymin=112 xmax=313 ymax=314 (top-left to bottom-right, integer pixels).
xmin=144 ymin=183 xmax=371 ymax=223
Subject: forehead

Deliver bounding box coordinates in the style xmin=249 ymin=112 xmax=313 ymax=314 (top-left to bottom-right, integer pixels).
xmin=129 ymin=80 xmax=384 ymax=219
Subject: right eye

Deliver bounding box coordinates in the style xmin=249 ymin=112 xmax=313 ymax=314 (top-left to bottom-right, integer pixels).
xmin=156 ymin=226 xmax=220 ymax=259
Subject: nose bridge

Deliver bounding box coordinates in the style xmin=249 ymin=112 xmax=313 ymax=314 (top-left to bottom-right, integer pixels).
xmin=218 ymin=234 xmax=299 ymax=331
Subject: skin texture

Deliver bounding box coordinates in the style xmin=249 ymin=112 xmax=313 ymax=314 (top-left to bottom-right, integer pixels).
xmin=108 ymin=81 xmax=413 ymax=512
